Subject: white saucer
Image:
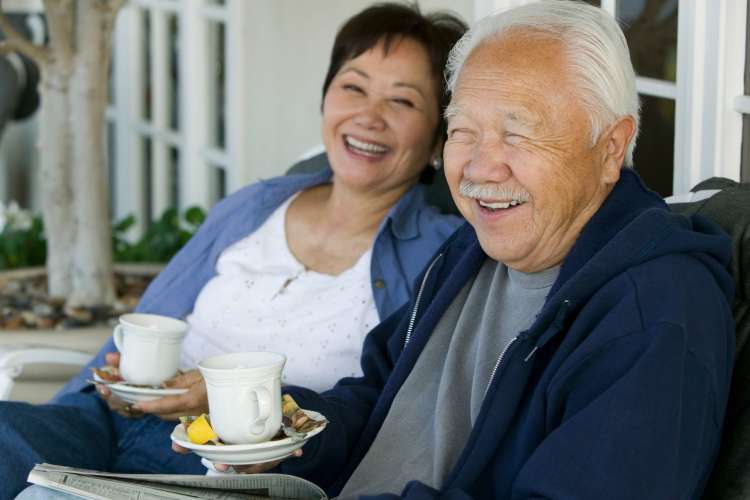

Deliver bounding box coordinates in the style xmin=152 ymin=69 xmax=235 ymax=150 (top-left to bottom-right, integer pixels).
xmin=92 ymin=373 xmax=188 ymax=404
xmin=170 ymin=410 xmax=327 ymax=465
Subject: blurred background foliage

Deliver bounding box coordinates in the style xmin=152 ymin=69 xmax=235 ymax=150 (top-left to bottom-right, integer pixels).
xmin=0 ymin=205 xmax=205 ymax=270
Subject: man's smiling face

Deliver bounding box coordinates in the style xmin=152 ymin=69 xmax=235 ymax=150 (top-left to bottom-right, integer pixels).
xmin=443 ymin=32 xmax=623 ymax=272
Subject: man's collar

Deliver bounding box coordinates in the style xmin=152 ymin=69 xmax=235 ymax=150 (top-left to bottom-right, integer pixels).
xmin=548 ymin=168 xmax=667 ymax=297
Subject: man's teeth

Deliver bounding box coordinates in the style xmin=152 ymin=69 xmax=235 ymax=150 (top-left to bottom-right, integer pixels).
xmin=478 ymin=199 xmax=525 ymax=210
xmin=345 ymin=136 xmax=389 ymax=154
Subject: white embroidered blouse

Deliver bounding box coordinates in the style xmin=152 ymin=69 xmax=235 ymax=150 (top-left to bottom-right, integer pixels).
xmin=180 ymin=195 xmax=379 ymax=391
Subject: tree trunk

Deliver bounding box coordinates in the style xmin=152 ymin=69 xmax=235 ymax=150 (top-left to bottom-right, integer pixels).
xmin=38 ymin=62 xmax=75 ymax=299
xmin=66 ymin=1 xmax=116 ymax=306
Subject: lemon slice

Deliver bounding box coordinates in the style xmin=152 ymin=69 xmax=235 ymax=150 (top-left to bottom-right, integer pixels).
xmin=186 ymin=414 xmax=218 ymax=445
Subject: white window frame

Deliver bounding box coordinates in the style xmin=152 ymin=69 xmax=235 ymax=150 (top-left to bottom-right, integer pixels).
xmin=473 ymin=0 xmax=748 ymax=194
xmin=108 ymin=0 xmax=246 ymax=235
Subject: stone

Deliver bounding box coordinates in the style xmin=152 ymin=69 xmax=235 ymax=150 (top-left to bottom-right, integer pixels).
xmin=0 ymin=266 xmax=158 ymax=331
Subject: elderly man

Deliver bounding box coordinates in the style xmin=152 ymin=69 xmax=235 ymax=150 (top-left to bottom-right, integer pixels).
xmin=230 ymin=2 xmax=734 ymax=499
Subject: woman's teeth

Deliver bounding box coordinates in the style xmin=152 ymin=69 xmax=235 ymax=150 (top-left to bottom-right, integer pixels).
xmin=478 ymin=199 xmax=525 ymax=210
xmin=345 ymin=136 xmax=389 ymax=156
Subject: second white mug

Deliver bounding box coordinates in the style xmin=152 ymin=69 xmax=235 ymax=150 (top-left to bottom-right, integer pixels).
xmin=198 ymin=351 xmax=286 ymax=445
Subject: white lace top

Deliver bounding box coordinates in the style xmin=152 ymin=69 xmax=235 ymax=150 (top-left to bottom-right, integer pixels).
xmin=180 ymin=195 xmax=379 ymax=391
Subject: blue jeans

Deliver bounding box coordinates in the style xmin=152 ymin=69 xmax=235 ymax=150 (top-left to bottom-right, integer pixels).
xmin=0 ymin=391 xmax=203 ymax=500
xmin=15 ymin=486 xmax=78 ymax=499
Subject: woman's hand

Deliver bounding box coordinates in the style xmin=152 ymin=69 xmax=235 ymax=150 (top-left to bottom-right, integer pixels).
xmin=171 ymin=442 xmax=302 ymax=473
xmin=95 ymin=352 xmax=143 ymax=418
xmin=132 ymin=369 xmax=209 ymax=420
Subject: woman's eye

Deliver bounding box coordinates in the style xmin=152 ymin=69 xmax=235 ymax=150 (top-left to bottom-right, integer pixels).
xmin=392 ymin=98 xmax=414 ymax=108
xmin=343 ymin=84 xmax=364 ymax=94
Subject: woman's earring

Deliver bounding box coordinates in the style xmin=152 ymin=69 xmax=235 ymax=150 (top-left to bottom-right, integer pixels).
xmin=431 ymin=157 xmax=442 ymax=170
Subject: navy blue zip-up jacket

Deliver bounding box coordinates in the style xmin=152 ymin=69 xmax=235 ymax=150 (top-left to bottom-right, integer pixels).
xmin=281 ymin=169 xmax=736 ymax=500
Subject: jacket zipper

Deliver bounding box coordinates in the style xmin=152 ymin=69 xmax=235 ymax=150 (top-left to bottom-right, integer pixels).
xmin=403 ymin=253 xmax=443 ymax=349
xmin=482 ymin=299 xmax=572 ymax=398
xmin=483 ymin=336 xmax=517 ymax=399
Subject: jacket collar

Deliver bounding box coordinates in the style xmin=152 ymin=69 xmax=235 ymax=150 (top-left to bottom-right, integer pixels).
xmin=549 ymin=168 xmax=667 ymax=297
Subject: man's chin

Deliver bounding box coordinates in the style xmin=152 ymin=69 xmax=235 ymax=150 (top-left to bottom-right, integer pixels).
xmin=475 ymin=237 xmax=528 ymax=266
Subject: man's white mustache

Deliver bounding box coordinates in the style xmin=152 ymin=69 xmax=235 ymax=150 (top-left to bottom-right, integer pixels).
xmin=459 ymin=179 xmax=531 ymax=202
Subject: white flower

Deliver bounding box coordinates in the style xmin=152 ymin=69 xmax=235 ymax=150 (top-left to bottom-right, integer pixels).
xmin=0 ymin=200 xmax=33 ymax=232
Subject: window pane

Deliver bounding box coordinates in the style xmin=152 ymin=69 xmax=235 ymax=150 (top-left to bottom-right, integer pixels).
xmin=169 ymin=146 xmax=180 ymax=210
xmin=210 ymin=166 xmax=226 ymax=204
xmin=207 ymin=22 xmax=226 ymax=150
xmin=143 ymin=137 xmax=153 ymax=224
xmin=142 ymin=8 xmax=152 ymax=122
xmin=633 ymin=94 xmax=675 ymax=197
xmin=617 ymin=0 xmax=678 ymax=81
xmin=169 ymin=14 xmax=180 ymax=131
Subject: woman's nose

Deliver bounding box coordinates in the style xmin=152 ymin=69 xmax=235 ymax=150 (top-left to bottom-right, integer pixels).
xmin=353 ymin=101 xmax=386 ymax=131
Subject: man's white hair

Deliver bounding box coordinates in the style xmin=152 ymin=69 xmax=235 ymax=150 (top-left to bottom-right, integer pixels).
xmin=446 ymin=0 xmax=639 ymax=166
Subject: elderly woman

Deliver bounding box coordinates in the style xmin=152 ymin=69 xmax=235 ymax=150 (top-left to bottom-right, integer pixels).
xmin=0 ymin=3 xmax=466 ymax=497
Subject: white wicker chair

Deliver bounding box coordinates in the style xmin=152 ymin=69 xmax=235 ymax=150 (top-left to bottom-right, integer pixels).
xmin=0 ymin=345 xmax=91 ymax=400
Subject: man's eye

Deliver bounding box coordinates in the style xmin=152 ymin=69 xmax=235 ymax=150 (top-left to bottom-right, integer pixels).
xmin=448 ymin=128 xmax=470 ymax=140
xmin=504 ymin=132 xmax=524 ymax=143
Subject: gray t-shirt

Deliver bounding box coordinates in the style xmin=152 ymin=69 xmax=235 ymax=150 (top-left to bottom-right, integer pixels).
xmin=338 ymin=259 xmax=559 ymax=499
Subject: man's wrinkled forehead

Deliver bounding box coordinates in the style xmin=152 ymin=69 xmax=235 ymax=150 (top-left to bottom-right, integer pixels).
xmin=446 ymin=34 xmax=569 ymax=121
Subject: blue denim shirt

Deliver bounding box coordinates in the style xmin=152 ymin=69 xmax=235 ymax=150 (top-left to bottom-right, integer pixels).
xmin=54 ymin=169 xmax=462 ymax=399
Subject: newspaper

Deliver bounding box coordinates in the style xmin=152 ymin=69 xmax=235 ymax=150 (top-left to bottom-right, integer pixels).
xmin=28 ymin=464 xmax=327 ymax=500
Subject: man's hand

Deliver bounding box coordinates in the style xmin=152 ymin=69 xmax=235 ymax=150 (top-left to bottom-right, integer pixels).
xmin=132 ymin=369 xmax=209 ymax=420
xmin=171 ymin=442 xmax=302 ymax=473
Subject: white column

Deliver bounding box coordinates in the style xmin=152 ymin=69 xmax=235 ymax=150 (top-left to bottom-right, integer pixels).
xmin=179 ymin=0 xmax=212 ymax=209
xmin=113 ymin=3 xmax=146 ymax=236
xmin=150 ymin=7 xmax=170 ymax=217
xmin=226 ymin=0 xmax=252 ymax=192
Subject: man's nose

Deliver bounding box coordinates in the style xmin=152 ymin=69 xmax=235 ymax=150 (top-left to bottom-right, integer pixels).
xmin=463 ymin=136 xmax=512 ymax=183
xmin=353 ymin=100 xmax=386 ymax=131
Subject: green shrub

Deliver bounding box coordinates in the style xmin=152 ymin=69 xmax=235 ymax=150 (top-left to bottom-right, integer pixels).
xmin=0 ymin=214 xmax=46 ymax=270
xmin=113 ymin=206 xmax=206 ymax=262
xmin=0 ymin=203 xmax=206 ymax=270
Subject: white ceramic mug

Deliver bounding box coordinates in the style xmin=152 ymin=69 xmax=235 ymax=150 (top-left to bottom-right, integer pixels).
xmin=112 ymin=313 xmax=188 ymax=386
xmin=198 ymin=352 xmax=286 ymax=444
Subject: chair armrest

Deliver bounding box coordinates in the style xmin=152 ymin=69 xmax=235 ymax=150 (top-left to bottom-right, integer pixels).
xmin=0 ymin=345 xmax=92 ymax=400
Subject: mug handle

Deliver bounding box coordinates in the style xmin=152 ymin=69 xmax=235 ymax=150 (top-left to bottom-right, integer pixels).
xmin=112 ymin=325 xmax=124 ymax=352
xmin=248 ymin=386 xmax=271 ymax=435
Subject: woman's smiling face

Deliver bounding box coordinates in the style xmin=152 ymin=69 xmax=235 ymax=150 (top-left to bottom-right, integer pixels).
xmin=321 ymin=37 xmax=440 ymax=196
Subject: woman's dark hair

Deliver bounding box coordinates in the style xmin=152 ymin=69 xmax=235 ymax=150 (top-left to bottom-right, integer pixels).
xmin=321 ymin=2 xmax=467 ymax=151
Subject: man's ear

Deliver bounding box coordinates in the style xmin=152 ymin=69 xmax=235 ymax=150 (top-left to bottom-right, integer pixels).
xmin=600 ymin=116 xmax=636 ymax=184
